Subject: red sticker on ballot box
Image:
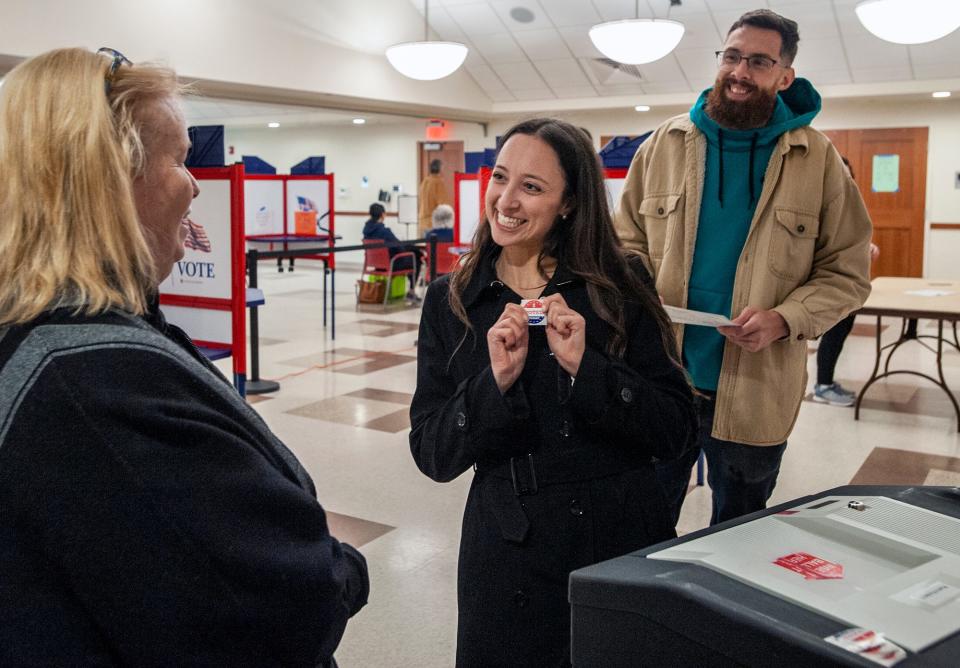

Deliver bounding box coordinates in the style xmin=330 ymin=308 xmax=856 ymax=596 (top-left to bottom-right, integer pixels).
xmin=522 ymin=299 xmax=546 ymax=326
xmin=774 ymin=552 xmax=844 ymax=580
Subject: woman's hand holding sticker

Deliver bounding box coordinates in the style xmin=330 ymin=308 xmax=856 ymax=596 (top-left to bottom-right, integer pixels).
xmin=487 ymin=303 xmax=529 ymax=394
xmin=541 ymin=294 xmax=585 ymax=378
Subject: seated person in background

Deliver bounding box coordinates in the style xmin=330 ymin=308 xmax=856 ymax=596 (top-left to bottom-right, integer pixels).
xmin=0 ymin=47 xmax=368 ymax=666
xmin=362 ymin=202 xmax=423 ymax=301
xmin=425 ymin=203 xmax=455 ymax=242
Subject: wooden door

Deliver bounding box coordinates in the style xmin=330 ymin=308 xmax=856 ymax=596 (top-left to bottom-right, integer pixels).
xmin=418 ymin=141 xmax=464 ymax=208
xmin=822 ymin=128 xmax=928 ymax=278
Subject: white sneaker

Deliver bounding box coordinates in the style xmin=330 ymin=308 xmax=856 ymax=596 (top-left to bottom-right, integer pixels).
xmin=813 ymin=383 xmax=856 ymax=407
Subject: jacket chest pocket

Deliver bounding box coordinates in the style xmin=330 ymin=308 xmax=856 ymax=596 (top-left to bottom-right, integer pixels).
xmin=768 ymin=208 xmax=819 ymax=282
xmin=638 ymin=194 xmax=681 ymax=261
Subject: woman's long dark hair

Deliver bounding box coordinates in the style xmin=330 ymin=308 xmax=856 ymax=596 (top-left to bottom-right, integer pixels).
xmin=447 ymin=117 xmax=680 ymax=363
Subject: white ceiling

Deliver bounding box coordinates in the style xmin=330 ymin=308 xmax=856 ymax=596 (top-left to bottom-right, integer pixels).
xmin=409 ymin=0 xmax=960 ymax=103
xmin=173 ymin=0 xmax=959 ymax=127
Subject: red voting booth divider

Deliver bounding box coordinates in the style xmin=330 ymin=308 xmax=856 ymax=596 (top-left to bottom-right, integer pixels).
xmin=159 ymin=164 xmax=248 ymax=393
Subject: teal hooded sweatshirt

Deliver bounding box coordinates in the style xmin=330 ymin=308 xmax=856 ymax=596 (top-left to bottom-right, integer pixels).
xmin=684 ymin=78 xmax=821 ymax=391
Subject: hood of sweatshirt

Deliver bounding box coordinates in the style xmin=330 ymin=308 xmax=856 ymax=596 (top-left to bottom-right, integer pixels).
xmin=689 ymin=77 xmax=821 ymax=206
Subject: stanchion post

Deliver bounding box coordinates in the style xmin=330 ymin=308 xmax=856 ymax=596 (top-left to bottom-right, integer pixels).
xmin=245 ymin=248 xmax=280 ymax=395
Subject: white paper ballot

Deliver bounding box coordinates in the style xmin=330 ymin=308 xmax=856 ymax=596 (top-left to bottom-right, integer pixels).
xmin=905 ymin=289 xmax=955 ymax=297
xmin=663 ymin=304 xmax=735 ymax=328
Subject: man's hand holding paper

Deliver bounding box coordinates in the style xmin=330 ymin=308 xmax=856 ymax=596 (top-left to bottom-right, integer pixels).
xmin=718 ymin=307 xmax=789 ymax=353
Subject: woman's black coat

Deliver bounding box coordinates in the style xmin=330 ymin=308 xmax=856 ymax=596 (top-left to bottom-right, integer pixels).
xmin=410 ymin=253 xmax=696 ymax=667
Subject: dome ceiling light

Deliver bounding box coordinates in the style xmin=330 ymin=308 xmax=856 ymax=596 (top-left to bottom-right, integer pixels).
xmin=589 ymin=0 xmax=685 ymax=65
xmin=855 ymin=0 xmax=960 ymax=45
xmin=386 ymin=0 xmax=468 ymax=81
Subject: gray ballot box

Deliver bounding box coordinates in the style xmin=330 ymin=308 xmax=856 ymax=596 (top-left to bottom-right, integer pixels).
xmin=569 ymin=485 xmax=960 ymax=667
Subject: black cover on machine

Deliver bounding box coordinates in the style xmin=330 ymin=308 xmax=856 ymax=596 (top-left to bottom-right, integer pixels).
xmin=186 ymin=125 xmax=225 ymax=168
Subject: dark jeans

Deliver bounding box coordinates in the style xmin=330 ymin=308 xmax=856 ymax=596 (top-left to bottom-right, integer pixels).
xmin=391 ymin=247 xmax=423 ymax=290
xmin=817 ymin=312 xmax=856 ymax=386
xmin=656 ymin=392 xmax=788 ymax=526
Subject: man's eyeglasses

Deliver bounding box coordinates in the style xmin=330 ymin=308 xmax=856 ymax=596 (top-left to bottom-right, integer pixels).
xmin=96 ymin=47 xmax=133 ymax=94
xmin=715 ymin=49 xmax=780 ymax=72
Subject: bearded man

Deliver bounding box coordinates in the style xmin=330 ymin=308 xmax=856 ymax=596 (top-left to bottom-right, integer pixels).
xmin=615 ymin=9 xmax=872 ymax=528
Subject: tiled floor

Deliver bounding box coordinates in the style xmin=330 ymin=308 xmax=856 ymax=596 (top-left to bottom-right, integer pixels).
xmin=210 ymin=261 xmax=960 ymax=666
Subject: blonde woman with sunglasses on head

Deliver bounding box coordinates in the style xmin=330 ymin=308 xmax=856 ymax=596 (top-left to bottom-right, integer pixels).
xmin=0 ymin=48 xmax=367 ymax=666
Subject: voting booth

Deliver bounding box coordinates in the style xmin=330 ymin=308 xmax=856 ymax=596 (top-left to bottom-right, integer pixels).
xmin=604 ymin=168 xmax=627 ymax=214
xmin=244 ymin=173 xmax=336 ymax=271
xmin=570 ymin=485 xmax=960 ymax=666
xmin=159 ymin=164 xmax=247 ymax=393
xmin=244 ymin=173 xmax=334 ymax=239
xmin=455 ymin=167 xmax=628 ymax=246
xmin=598 ymin=132 xmax=652 ymax=169
xmin=454 ymin=170 xmax=481 ymax=245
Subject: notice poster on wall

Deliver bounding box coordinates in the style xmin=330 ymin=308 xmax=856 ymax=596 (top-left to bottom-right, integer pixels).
xmin=161 ymin=178 xmax=232 ymax=300
xmin=244 ymin=179 xmax=284 ymax=235
xmin=872 ymin=154 xmax=900 ymax=193
xmin=287 ymin=179 xmax=331 ymax=235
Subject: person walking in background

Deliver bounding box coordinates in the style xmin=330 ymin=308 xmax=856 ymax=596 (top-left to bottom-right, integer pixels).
xmin=814 ymin=156 xmax=880 ymax=406
xmin=616 ymin=9 xmax=873 ymax=527
xmin=0 ymin=48 xmax=368 ymax=666
xmin=411 ymin=118 xmax=695 ymax=667
xmin=418 ymin=158 xmax=450 ymax=237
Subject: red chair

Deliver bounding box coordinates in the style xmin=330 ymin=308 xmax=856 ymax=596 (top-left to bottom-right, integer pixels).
xmin=424 ymin=241 xmax=461 ymax=282
xmin=359 ymin=239 xmax=415 ymax=306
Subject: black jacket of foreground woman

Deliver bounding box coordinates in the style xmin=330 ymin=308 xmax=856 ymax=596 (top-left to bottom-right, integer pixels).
xmin=410 ymin=252 xmax=696 ymax=667
xmin=0 ymin=304 xmax=368 ymax=667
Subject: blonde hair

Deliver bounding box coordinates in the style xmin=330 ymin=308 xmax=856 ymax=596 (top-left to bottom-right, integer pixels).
xmin=0 ymin=47 xmax=185 ymax=325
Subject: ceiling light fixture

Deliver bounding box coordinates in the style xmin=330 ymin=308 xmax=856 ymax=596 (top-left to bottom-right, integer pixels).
xmin=386 ymin=0 xmax=468 ymax=81
xmin=267 ymin=122 xmax=280 ymax=128
xmin=635 ymin=105 xmax=651 ymax=112
xmin=932 ymin=91 xmax=952 ymax=98
xmin=352 ymin=118 xmax=367 ymax=124
xmin=855 ymin=0 xmax=960 ymax=44
xmin=589 ymin=0 xmax=684 ymax=65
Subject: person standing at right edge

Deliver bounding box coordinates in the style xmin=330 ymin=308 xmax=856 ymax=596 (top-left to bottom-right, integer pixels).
xmin=616 ymin=9 xmax=873 ymax=527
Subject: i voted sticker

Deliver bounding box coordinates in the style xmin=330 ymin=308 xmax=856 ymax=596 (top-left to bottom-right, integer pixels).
xmin=522 ymin=299 xmax=546 ymax=326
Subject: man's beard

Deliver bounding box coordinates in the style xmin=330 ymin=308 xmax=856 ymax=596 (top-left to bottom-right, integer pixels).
xmin=705 ymin=74 xmax=778 ymax=130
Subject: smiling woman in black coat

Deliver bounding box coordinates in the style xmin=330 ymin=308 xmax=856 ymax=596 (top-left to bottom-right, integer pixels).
xmin=410 ymin=118 xmax=697 ymax=667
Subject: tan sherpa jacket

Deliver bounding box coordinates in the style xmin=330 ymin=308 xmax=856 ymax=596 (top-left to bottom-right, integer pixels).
xmin=616 ymin=114 xmax=873 ymax=445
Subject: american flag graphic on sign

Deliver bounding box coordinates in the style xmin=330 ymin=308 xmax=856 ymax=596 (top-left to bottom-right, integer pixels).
xmin=183 ymin=217 xmax=212 ymax=253
xmin=297 ymin=195 xmax=317 ymax=212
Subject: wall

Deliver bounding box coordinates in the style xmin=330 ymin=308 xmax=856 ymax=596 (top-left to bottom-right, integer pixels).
xmin=221 ymin=95 xmax=960 ymax=275
xmin=0 ymin=0 xmax=492 ymax=117
xmin=225 ymin=120 xmax=490 ymax=249
xmin=817 ymin=97 xmax=960 ymax=279
xmin=495 ymin=96 xmax=960 ymax=278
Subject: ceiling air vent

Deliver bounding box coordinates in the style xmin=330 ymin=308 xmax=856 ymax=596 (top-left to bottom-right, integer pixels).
xmin=591 ymin=58 xmax=644 ymax=82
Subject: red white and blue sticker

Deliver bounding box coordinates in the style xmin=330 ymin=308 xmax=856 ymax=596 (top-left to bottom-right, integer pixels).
xmin=522 ymin=299 xmax=546 ymax=326
xmin=774 ymin=552 xmax=844 ymax=580
xmin=824 ymin=628 xmax=907 ymax=666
